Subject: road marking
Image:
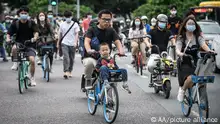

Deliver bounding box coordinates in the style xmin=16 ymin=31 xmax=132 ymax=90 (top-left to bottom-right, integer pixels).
xmin=191 ymin=110 xmax=200 ymax=117
xmin=126 ymin=64 xmax=149 ymax=79
xmin=140 ymin=75 xmax=148 ymax=78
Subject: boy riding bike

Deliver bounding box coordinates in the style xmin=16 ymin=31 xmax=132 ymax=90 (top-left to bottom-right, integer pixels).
xmin=96 ymin=43 xmax=131 ymax=93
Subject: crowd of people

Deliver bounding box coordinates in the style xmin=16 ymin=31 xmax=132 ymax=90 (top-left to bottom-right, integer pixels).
xmin=0 ymin=4 xmax=214 ymax=103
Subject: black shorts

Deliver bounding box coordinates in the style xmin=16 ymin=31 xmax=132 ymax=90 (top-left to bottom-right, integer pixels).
xmin=25 ymin=47 xmax=36 ymax=57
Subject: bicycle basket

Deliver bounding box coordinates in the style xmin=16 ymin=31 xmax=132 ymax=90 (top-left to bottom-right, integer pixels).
xmin=12 ymin=51 xmax=28 ymax=62
xmin=40 ymin=45 xmax=54 ymax=55
xmin=108 ymin=70 xmax=124 ymax=82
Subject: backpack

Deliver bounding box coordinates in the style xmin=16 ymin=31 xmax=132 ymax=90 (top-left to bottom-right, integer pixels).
xmin=16 ymin=20 xmax=32 ymax=32
xmin=79 ymin=27 xmax=100 ymax=59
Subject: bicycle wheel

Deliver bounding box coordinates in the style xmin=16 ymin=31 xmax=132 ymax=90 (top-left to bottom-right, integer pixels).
xmin=45 ymin=56 xmax=50 ymax=82
xmin=181 ymin=88 xmax=192 ymax=117
xmin=198 ymin=86 xmax=209 ymax=124
xmin=135 ymin=56 xmax=139 ymax=73
xmin=18 ymin=64 xmax=25 ymax=94
xmin=103 ymin=84 xmax=119 ymax=124
xmin=163 ymin=80 xmax=171 ymax=99
xmin=24 ymin=64 xmax=29 ymax=89
xmin=139 ymin=56 xmax=143 ymax=75
xmin=87 ymin=85 xmax=97 ymax=115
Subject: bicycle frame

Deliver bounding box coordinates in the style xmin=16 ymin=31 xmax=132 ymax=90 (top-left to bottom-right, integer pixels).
xmin=94 ymin=80 xmax=110 ymax=105
xmin=137 ymin=40 xmax=142 ymax=66
xmin=189 ymin=75 xmax=215 ymax=106
xmin=41 ymin=45 xmax=53 ymax=70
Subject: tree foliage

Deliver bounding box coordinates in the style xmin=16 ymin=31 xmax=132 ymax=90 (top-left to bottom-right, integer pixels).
xmin=133 ymin=0 xmax=208 ymax=19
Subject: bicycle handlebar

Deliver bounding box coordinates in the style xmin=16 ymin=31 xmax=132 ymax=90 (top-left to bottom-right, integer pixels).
xmin=127 ymin=35 xmax=148 ymax=40
xmin=183 ymin=51 xmax=217 ymax=67
xmin=167 ymin=45 xmax=176 ymax=49
xmin=113 ymin=53 xmax=127 ymax=61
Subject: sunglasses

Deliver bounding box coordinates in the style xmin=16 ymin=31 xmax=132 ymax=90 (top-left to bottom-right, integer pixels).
xmin=101 ymin=18 xmax=112 ymax=22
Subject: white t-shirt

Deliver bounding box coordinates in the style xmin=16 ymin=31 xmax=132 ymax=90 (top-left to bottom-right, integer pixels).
xmin=59 ymin=21 xmax=80 ymax=46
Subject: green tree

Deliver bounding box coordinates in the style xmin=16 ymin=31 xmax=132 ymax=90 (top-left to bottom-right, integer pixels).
xmin=28 ymin=0 xmax=48 ymax=15
xmin=133 ymin=0 xmax=204 ymax=19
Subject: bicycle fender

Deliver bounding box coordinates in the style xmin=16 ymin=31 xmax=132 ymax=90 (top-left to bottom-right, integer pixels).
xmin=162 ymin=78 xmax=170 ymax=84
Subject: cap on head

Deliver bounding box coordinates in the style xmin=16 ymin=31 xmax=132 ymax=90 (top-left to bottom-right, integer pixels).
xmin=126 ymin=19 xmax=130 ymax=22
xmin=141 ymin=16 xmax=148 ymax=20
xmin=151 ymin=18 xmax=157 ymax=23
xmin=157 ymin=14 xmax=168 ymax=22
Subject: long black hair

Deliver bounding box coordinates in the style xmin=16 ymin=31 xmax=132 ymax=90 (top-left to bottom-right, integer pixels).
xmin=177 ymin=16 xmax=202 ymax=43
xmin=131 ymin=17 xmax=144 ymax=30
xmin=36 ymin=12 xmax=50 ymax=27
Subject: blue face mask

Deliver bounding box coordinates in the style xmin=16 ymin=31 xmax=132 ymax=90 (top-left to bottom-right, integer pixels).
xmin=20 ymin=14 xmax=28 ymax=20
xmin=66 ymin=18 xmax=72 ymax=23
xmin=135 ymin=21 xmax=141 ymax=26
xmin=158 ymin=22 xmax=166 ymax=29
xmin=186 ymin=25 xmax=196 ymax=32
xmin=48 ymin=15 xmax=53 ymax=19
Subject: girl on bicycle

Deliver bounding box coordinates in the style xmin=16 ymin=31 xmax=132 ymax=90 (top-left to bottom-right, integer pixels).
xmin=176 ymin=16 xmax=214 ymax=102
xmin=128 ymin=17 xmax=148 ymax=68
xmin=36 ymin=12 xmax=55 ymax=72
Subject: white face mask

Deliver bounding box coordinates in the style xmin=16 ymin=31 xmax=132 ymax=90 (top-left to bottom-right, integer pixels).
xmin=39 ymin=16 xmax=45 ymax=21
xmin=151 ymin=22 xmax=156 ymax=26
xmin=88 ymin=15 xmax=92 ymax=19
xmin=171 ymin=10 xmax=177 ymax=15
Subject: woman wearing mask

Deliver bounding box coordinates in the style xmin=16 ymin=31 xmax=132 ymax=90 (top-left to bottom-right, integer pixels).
xmin=150 ymin=18 xmax=157 ymax=30
xmin=176 ymin=17 xmax=214 ymax=102
xmin=128 ymin=17 xmax=148 ymax=68
xmin=36 ymin=12 xmax=55 ymax=72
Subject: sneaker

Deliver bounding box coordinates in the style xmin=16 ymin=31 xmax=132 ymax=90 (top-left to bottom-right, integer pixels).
xmin=30 ymin=77 xmax=36 ymax=86
xmin=37 ymin=60 xmax=42 ymax=65
xmin=11 ymin=62 xmax=18 ymax=70
xmin=131 ymin=60 xmax=135 ymax=64
xmin=85 ymin=79 xmax=93 ymax=90
xmin=3 ymin=58 xmax=8 ymax=62
xmin=68 ymin=72 xmax=72 ymax=78
xmin=142 ymin=65 xmax=147 ymax=70
xmin=177 ymin=87 xmax=185 ymax=102
xmin=81 ymin=88 xmax=86 ymax=92
xmin=122 ymin=83 xmax=131 ymax=94
xmin=63 ymin=72 xmax=68 ymax=79
xmin=50 ymin=67 xmax=53 ymax=73
xmin=148 ymin=82 xmax=154 ymax=87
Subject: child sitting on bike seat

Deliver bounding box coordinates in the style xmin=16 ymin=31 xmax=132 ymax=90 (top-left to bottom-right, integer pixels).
xmin=96 ymin=42 xmax=131 ymax=94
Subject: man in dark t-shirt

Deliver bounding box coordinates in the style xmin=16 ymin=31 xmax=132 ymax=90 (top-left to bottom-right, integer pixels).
xmin=146 ymin=14 xmax=175 ymax=87
xmin=167 ymin=5 xmax=182 ymax=35
xmin=6 ymin=6 xmax=39 ymax=86
xmin=147 ymin=14 xmax=175 ymax=53
xmin=82 ymin=9 xmax=124 ymax=91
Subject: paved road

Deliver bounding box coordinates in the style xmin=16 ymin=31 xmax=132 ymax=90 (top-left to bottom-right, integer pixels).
xmin=0 ymin=53 xmax=219 ymax=124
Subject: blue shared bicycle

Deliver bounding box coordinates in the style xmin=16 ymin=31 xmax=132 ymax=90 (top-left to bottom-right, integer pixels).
xmin=87 ymin=53 xmax=126 ymax=124
xmin=37 ymin=36 xmax=54 ymax=82
xmin=181 ymin=52 xmax=216 ymax=124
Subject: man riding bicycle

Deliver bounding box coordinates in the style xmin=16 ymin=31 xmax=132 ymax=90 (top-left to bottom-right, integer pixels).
xmin=146 ymin=14 xmax=176 ymax=87
xmin=6 ymin=6 xmax=39 ymax=86
xmin=82 ymin=9 xmax=127 ymax=92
